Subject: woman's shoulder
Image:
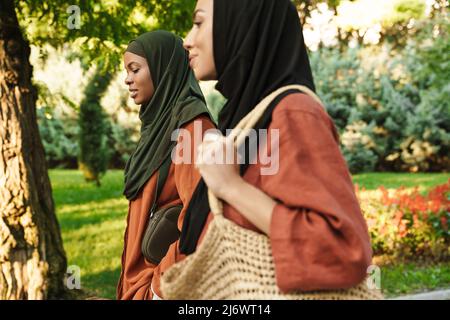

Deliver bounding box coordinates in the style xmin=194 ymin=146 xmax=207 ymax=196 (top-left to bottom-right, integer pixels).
xmin=273 ymin=92 xmax=329 ymax=120
xmin=270 ymin=92 xmax=338 ymax=140
xmin=180 ymin=114 xmax=216 ymax=133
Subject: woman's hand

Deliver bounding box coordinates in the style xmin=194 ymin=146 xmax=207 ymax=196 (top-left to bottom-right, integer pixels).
xmin=195 ymin=132 xmax=243 ymax=199
xmin=196 ymin=132 xmax=276 ymax=235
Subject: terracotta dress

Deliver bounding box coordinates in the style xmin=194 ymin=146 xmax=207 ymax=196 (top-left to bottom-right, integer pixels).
xmin=117 ymin=115 xmax=215 ymax=300
xmin=117 ymin=93 xmax=372 ymax=299
xmin=195 ymin=93 xmax=372 ymax=293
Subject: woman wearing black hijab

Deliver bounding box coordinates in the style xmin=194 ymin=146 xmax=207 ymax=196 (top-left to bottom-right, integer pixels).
xmin=117 ymin=30 xmax=215 ymax=300
xmin=181 ymin=0 xmax=373 ymax=293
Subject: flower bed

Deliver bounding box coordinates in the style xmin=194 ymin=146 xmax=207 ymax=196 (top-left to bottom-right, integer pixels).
xmin=356 ymin=179 xmax=449 ymax=263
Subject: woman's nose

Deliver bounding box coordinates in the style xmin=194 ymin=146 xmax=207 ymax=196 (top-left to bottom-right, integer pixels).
xmin=183 ymin=29 xmax=194 ymax=51
xmin=125 ymin=75 xmax=132 ymax=85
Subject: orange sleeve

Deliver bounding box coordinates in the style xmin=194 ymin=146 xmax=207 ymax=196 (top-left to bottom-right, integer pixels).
xmin=173 ymin=116 xmax=217 ymax=232
xmin=151 ymin=115 xmax=216 ymax=297
xmin=262 ymin=94 xmax=372 ymax=292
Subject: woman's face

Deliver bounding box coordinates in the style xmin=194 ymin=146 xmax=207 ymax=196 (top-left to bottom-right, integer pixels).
xmin=183 ymin=0 xmax=217 ymax=81
xmin=123 ymin=52 xmax=155 ymax=105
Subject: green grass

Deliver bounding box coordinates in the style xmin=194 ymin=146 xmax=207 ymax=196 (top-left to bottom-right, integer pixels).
xmin=352 ymin=172 xmax=449 ymax=192
xmin=50 ymin=170 xmax=449 ymax=299
xmin=381 ymin=262 xmax=450 ymax=298
xmin=50 ymin=170 xmax=127 ymax=299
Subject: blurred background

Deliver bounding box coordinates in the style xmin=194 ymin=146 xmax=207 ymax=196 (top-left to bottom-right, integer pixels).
xmin=29 ymin=0 xmax=449 ymax=174
xmin=0 ymin=0 xmax=448 ymax=300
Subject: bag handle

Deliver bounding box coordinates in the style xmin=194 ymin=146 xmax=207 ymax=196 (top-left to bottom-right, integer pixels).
xmin=207 ymin=85 xmax=324 ymax=217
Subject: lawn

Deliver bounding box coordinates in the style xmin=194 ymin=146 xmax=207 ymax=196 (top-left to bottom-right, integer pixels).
xmin=50 ymin=169 xmax=449 ymax=299
xmin=50 ymin=169 xmax=128 ymax=299
xmin=352 ymin=172 xmax=449 ymax=192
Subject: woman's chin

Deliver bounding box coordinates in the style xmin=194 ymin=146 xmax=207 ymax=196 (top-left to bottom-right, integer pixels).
xmin=195 ymin=69 xmax=218 ymax=82
xmin=194 ymin=70 xmax=213 ymax=82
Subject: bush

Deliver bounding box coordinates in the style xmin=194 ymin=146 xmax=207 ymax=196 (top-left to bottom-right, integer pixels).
xmin=310 ymin=13 xmax=450 ymax=173
xmin=78 ymin=69 xmax=113 ymax=186
xmin=37 ymin=107 xmax=79 ymax=168
xmin=402 ymin=13 xmax=450 ymax=171
xmin=38 ymin=106 xmax=137 ymax=170
xmin=311 ymin=47 xmax=417 ymax=173
xmin=341 ymin=121 xmax=378 ymax=172
xmin=104 ymin=119 xmax=139 ymax=169
xmin=357 ymin=180 xmax=450 ymax=262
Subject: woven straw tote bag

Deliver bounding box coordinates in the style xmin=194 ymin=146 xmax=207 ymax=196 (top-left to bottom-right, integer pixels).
xmin=160 ymin=85 xmax=384 ymax=300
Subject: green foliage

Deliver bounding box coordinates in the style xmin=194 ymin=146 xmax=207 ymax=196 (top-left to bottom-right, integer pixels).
xmin=16 ymin=0 xmax=196 ymax=72
xmin=382 ymin=0 xmax=426 ymax=27
xmin=310 ymin=11 xmax=450 ymax=174
xmin=342 ymin=141 xmax=378 ymax=173
xmin=104 ymin=119 xmax=139 ymax=169
xmin=310 ymin=47 xmax=359 ymax=129
xmin=34 ymin=58 xmax=138 ymax=170
xmin=149 ymin=0 xmax=197 ymax=36
xmin=37 ymin=106 xmax=137 ymax=171
xmin=78 ymin=68 xmax=113 ymax=186
xmin=404 ymin=13 xmax=450 ymax=106
xmin=37 ymin=106 xmax=79 ymax=168
xmin=388 ymin=13 xmax=450 ymax=171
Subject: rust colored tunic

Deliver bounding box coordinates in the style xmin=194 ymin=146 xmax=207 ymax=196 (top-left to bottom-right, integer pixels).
xmin=197 ymin=93 xmax=372 ymax=293
xmin=116 ymin=115 xmax=215 ymax=300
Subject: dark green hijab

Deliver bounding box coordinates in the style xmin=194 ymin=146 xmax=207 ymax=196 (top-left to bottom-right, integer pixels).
xmin=123 ymin=30 xmax=210 ymax=201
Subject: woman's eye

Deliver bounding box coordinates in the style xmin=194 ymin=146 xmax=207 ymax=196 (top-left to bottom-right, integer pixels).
xmin=193 ymin=21 xmax=202 ymax=27
xmin=132 ymin=69 xmax=139 ymax=74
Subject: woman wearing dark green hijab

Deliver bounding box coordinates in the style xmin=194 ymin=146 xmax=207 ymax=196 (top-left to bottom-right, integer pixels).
xmin=117 ymin=30 xmax=215 ymax=300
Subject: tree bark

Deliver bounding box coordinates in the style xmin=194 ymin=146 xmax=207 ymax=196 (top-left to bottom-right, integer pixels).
xmin=0 ymin=0 xmax=67 ymax=299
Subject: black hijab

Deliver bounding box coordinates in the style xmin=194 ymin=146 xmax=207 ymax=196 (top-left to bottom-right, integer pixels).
xmin=179 ymin=0 xmax=316 ymax=254
xmin=123 ymin=31 xmax=210 ymax=201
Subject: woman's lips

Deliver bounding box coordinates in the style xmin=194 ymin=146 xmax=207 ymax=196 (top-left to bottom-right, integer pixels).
xmin=130 ymin=90 xmax=138 ymax=99
xmin=189 ymin=56 xmax=197 ymax=68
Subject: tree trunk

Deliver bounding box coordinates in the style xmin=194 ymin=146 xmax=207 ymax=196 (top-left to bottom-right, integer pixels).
xmin=0 ymin=0 xmax=67 ymax=299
